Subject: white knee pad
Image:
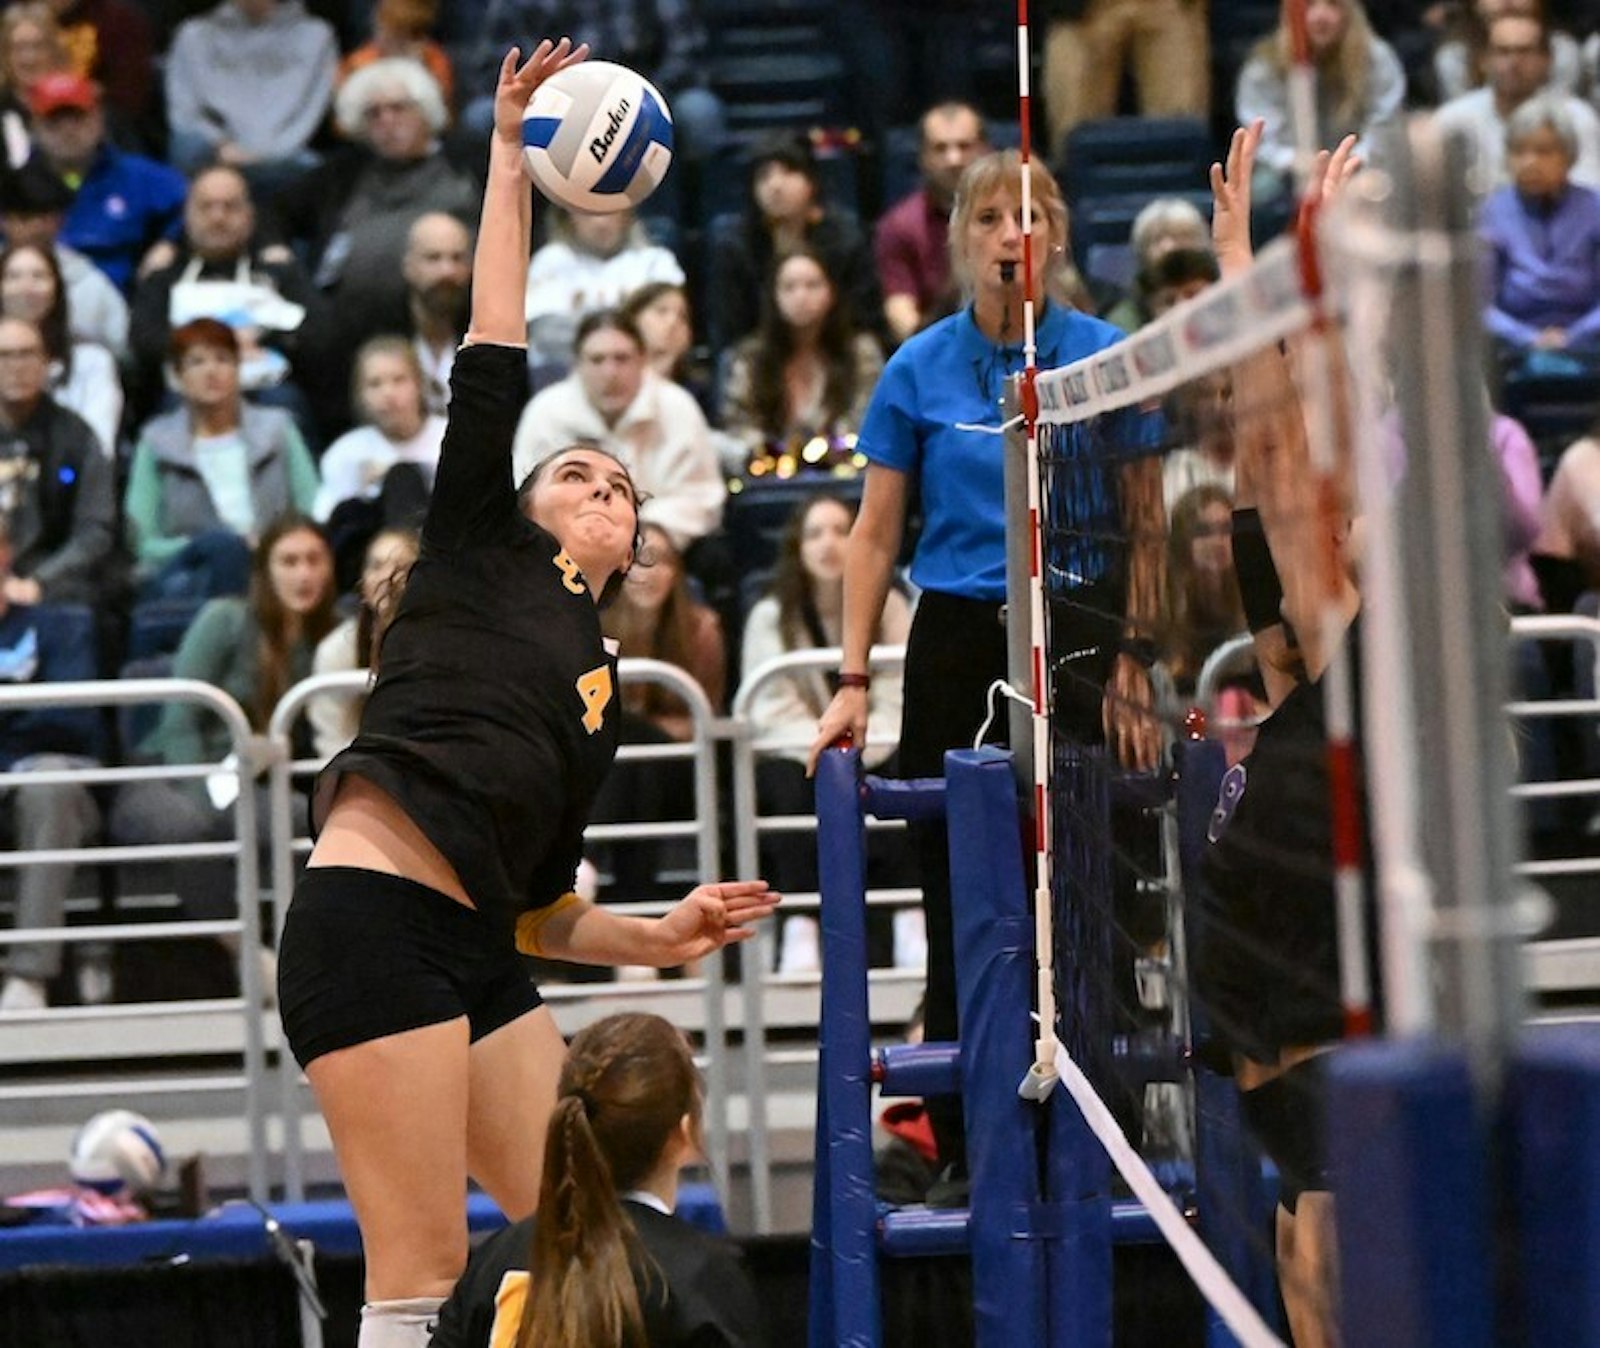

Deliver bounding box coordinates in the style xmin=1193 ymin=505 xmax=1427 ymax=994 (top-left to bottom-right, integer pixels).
xmin=357 ymin=1296 xmax=445 ymax=1348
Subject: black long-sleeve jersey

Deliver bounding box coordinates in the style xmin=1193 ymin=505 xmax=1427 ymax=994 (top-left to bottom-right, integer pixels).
xmin=314 ymin=342 xmax=620 ymax=936
xmin=429 ymin=1200 xmax=768 ymax=1348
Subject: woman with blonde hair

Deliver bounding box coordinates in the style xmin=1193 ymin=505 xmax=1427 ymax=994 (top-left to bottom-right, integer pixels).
xmin=429 ymin=1012 xmax=766 ymax=1347
xmin=1236 ymin=0 xmax=1405 ymax=200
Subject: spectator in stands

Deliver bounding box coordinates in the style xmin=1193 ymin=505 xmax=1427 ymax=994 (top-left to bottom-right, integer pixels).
xmin=26 ymin=72 xmax=184 ymax=294
xmin=1436 ymin=0 xmax=1584 ymax=103
xmin=1155 ymin=483 xmax=1245 ymax=698
xmin=109 ymin=514 xmax=337 ymax=991
xmin=1103 ymin=196 xmax=1214 ymax=331
xmin=706 ymin=132 xmax=881 ymax=354
xmin=0 ymin=4 xmax=68 ymax=170
xmin=44 ymin=0 xmax=156 ymax=144
xmin=307 ymin=524 xmax=418 ymax=759
xmin=619 ymin=280 xmax=712 ymax=414
xmin=1040 ymin=0 xmax=1212 ymax=155
xmin=396 ymin=210 xmax=472 ymax=418
xmin=0 ymin=313 xmax=113 ymax=604
xmin=603 ymin=522 xmax=725 ymax=739
xmin=591 ymin=522 xmax=724 ymax=903
xmin=874 ymin=101 xmax=989 ymax=345
xmin=0 ymin=154 xmax=126 ymax=357
xmin=430 ymin=1012 xmax=767 ymax=1348
xmin=1436 ymin=10 xmax=1600 ymax=186
xmin=738 ymin=492 xmax=916 ymax=974
xmin=512 ymin=309 xmax=725 ymax=558
xmin=0 ymin=513 xmax=106 ymax=1013
xmin=0 ymin=241 xmax=119 ymax=453
xmin=124 ymin=318 xmax=321 ymax=601
xmin=1492 ymin=403 xmax=1547 ymax=610
xmin=1480 ymin=95 xmax=1600 ymax=371
xmin=720 ymin=246 xmax=884 ymax=477
xmin=1237 ymin=0 xmax=1407 ymax=201
xmin=314 ymin=336 xmax=442 ymax=582
xmin=808 ymin=150 xmax=1158 ymax=1190
xmin=338 ymin=0 xmax=454 ymax=110
xmin=525 ymin=204 xmax=684 ymax=385
xmin=1162 ymin=367 xmax=1236 ymax=511
xmin=1536 ymin=429 xmax=1600 ymax=589
xmin=1105 ymin=246 xmax=1220 ymax=334
xmin=128 ymin=165 xmax=332 ymax=433
xmin=451 ymin=0 xmax=725 ymax=162
xmin=163 ymin=0 xmax=339 ymax=199
xmin=270 ymin=59 xmax=477 ymax=357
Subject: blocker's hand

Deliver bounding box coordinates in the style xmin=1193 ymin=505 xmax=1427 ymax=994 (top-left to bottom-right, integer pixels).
xmin=651 ymin=881 xmax=781 ymax=966
xmin=493 ymin=37 xmax=588 ymax=144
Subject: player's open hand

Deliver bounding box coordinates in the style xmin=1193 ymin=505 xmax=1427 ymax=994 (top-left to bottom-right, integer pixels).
xmin=493 ymin=38 xmax=588 ymax=144
xmin=651 ymin=881 xmax=781 ymax=966
xmin=1210 ymin=119 xmax=1262 ymax=277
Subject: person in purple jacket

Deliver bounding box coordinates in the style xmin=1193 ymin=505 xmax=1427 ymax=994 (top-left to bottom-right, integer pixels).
xmin=1480 ymin=93 xmax=1600 ymax=372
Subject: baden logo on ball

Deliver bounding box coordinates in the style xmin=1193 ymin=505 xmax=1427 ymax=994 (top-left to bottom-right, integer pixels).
xmin=522 ymin=61 xmax=674 ymax=215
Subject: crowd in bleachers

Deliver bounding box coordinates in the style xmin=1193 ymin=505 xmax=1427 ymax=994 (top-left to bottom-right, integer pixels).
xmin=3 ymin=0 xmax=1600 ymax=1011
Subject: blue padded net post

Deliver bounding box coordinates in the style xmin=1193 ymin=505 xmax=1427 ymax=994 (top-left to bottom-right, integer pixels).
xmin=1328 ymin=1041 xmax=1494 ymax=1348
xmin=945 ymin=747 xmax=1052 ymax=1346
xmin=809 ymin=745 xmax=885 ymax=1348
xmin=1508 ymin=1026 xmax=1600 ymax=1346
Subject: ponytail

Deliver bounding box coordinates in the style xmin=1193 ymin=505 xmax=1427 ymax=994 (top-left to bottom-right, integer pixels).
xmin=514 ymin=1096 xmax=648 ymax=1348
xmin=512 ymin=1014 xmax=701 ymax=1348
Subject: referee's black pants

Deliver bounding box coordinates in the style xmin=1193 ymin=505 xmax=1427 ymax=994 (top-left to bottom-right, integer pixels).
xmin=896 ymin=591 xmax=1011 ymax=1174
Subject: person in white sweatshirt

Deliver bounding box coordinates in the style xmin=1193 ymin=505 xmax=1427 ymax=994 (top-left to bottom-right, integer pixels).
xmin=314 ymin=336 xmax=444 ymax=523
xmin=511 ymin=307 xmax=724 ymax=555
xmin=524 ymin=204 xmax=683 ymax=383
xmin=163 ymin=0 xmax=338 ymax=195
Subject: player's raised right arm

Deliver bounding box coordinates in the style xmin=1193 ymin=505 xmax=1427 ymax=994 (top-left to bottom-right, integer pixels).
xmin=467 ymin=40 xmax=587 ymax=348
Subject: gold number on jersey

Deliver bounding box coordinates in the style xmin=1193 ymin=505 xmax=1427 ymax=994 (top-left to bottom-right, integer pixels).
xmin=552 ymin=549 xmax=586 ymax=596
xmin=576 ymin=664 xmax=613 ymax=735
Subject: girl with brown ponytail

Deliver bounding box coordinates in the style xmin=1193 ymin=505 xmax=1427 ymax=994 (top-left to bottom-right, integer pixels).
xmin=429 ymin=1012 xmax=767 ymax=1348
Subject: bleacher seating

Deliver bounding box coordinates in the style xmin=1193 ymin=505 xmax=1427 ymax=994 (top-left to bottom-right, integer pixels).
xmin=1501 ymin=372 xmax=1600 ymax=480
xmin=125 ymin=598 xmax=207 ymax=663
xmin=725 ymin=475 xmax=865 ymax=578
xmin=1056 ymin=117 xmax=1215 ymax=204
xmin=1070 ymin=187 xmax=1215 ymax=275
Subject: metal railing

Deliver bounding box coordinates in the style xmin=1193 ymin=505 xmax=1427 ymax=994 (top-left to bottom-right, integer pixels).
xmin=262 ymin=659 xmax=730 ymax=1203
xmin=728 ymin=643 xmax=911 ymax=1234
xmin=0 ymin=677 xmax=273 ymax=1202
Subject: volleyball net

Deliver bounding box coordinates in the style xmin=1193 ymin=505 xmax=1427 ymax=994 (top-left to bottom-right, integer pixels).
xmin=1019 ymin=119 xmax=1535 ymax=1344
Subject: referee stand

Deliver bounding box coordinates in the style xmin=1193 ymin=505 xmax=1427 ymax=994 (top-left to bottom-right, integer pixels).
xmin=806 ymin=744 xmax=1118 ymax=1348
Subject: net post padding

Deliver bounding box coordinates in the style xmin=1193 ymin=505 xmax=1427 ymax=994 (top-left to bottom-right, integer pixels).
xmin=1507 ymin=1031 xmax=1600 ymax=1345
xmin=809 ymin=745 xmax=883 ymax=1348
xmin=944 ymin=746 xmax=1073 ymax=1346
xmin=1327 ymin=1043 xmax=1495 ymax=1347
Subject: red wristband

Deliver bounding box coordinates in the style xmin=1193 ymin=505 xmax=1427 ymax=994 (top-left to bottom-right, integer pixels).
xmin=837 ymin=671 xmax=871 ymax=690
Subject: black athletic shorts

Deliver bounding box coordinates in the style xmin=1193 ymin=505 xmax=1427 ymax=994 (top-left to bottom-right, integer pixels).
xmin=1238 ymin=1055 xmax=1332 ymax=1215
xmin=278 ymin=866 xmax=544 ymax=1069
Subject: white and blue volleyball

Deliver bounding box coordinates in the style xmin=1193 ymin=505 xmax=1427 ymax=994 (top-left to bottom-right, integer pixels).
xmin=521 ymin=61 xmax=673 ymax=214
xmin=68 ymin=1109 xmax=167 ymax=1195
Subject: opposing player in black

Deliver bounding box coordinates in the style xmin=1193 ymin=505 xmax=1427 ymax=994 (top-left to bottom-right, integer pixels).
xmin=274 ymin=43 xmax=778 ymax=1348
xmin=1196 ymin=121 xmax=1363 ymax=1348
